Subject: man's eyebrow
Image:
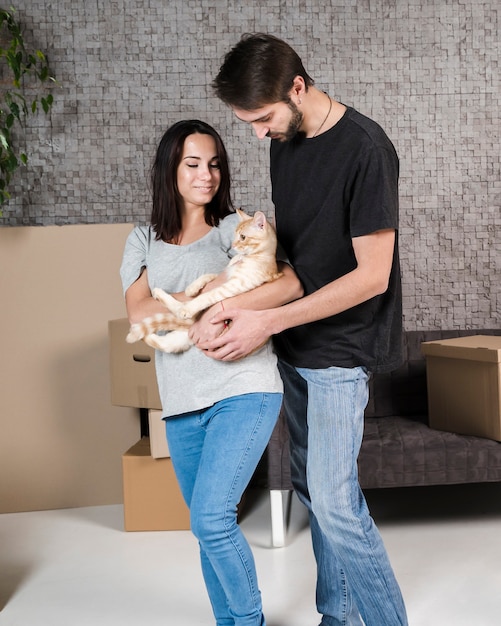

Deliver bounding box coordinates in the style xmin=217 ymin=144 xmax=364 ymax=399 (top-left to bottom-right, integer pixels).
xmin=235 ymin=112 xmax=271 ymax=124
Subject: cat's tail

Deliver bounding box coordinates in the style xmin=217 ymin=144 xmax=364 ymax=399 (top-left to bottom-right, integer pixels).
xmin=126 ymin=312 xmax=192 ymax=343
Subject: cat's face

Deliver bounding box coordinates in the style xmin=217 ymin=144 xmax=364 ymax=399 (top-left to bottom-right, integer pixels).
xmin=232 ymin=209 xmax=276 ymax=254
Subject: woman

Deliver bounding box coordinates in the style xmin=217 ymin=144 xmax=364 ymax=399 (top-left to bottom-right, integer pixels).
xmin=120 ymin=120 xmax=302 ymax=626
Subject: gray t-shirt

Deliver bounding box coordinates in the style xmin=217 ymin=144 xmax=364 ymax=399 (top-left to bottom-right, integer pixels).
xmin=120 ymin=213 xmax=283 ymax=417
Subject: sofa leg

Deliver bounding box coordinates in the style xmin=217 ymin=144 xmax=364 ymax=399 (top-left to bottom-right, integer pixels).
xmin=270 ymin=489 xmax=292 ymax=548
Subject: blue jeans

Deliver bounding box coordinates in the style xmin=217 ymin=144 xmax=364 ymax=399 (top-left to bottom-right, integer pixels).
xmin=165 ymin=392 xmax=282 ymax=626
xmin=278 ymin=360 xmax=408 ymax=626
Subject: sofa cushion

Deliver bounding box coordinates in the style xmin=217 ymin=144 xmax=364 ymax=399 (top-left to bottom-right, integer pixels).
xmin=359 ymin=416 xmax=501 ymax=489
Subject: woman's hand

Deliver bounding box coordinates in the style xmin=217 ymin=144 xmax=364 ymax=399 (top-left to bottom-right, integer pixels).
xmin=188 ymin=303 xmax=228 ymax=345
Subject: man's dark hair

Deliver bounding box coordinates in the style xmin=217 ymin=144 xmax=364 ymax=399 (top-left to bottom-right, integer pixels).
xmin=213 ymin=33 xmax=314 ymax=110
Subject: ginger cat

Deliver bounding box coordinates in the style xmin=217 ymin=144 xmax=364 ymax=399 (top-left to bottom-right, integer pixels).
xmin=126 ymin=209 xmax=282 ymax=353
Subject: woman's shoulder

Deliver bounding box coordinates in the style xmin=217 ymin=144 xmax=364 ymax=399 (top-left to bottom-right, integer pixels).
xmin=213 ymin=212 xmax=239 ymax=244
xmin=130 ymin=223 xmax=154 ymax=237
xmin=219 ymin=211 xmax=239 ymax=229
xmin=125 ymin=224 xmax=156 ymax=248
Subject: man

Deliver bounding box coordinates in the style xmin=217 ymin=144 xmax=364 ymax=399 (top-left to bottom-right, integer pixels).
xmin=194 ymin=33 xmax=408 ymax=626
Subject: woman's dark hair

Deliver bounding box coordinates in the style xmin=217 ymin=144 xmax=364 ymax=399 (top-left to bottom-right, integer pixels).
xmin=213 ymin=33 xmax=314 ymax=110
xmin=150 ymin=119 xmax=234 ymax=242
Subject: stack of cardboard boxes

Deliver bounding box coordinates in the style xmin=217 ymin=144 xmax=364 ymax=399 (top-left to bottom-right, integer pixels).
xmin=109 ymin=318 xmax=190 ymax=531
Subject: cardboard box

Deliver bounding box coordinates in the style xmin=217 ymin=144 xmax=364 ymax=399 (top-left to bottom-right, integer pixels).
xmin=422 ymin=335 xmax=501 ymax=441
xmin=122 ymin=437 xmax=190 ymax=531
xmin=109 ymin=318 xmax=162 ymax=410
xmin=148 ymin=409 xmax=170 ymax=458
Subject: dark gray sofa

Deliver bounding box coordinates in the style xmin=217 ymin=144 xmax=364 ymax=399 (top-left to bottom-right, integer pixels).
xmin=252 ymin=329 xmax=501 ymax=545
xmin=254 ymin=329 xmax=501 ymax=492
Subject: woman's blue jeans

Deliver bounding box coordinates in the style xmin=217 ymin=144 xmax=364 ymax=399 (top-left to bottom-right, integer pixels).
xmin=165 ymin=392 xmax=282 ymax=626
xmin=278 ymin=360 xmax=408 ymax=626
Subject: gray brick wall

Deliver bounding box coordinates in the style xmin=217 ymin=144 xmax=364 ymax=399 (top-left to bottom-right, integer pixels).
xmin=1 ymin=0 xmax=499 ymax=330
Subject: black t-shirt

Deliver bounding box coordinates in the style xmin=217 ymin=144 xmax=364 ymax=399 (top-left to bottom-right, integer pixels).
xmin=271 ymin=106 xmax=403 ymax=373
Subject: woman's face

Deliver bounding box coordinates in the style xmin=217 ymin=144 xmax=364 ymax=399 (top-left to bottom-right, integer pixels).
xmin=176 ymin=133 xmax=221 ymax=211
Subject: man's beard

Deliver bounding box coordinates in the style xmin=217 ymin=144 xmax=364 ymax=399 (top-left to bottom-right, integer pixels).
xmin=283 ymin=101 xmax=304 ymax=141
xmin=269 ymin=100 xmax=304 ymax=142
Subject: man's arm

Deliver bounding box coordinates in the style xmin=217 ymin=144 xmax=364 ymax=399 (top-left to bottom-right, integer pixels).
xmin=197 ymin=229 xmax=396 ymax=360
xmin=188 ymin=261 xmax=304 ymax=345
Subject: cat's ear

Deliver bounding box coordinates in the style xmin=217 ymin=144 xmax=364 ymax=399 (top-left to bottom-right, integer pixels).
xmin=236 ymin=208 xmax=250 ymax=221
xmin=253 ymin=211 xmax=266 ymax=230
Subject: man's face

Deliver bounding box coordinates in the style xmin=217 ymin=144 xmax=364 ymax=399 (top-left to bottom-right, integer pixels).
xmin=232 ymin=99 xmax=304 ymax=142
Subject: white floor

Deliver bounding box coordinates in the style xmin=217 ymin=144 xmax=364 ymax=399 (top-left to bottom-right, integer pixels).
xmin=1 ymin=483 xmax=501 ymax=626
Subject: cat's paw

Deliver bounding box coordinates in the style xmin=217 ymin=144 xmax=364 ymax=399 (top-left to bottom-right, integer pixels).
xmin=152 ymin=287 xmax=168 ymax=303
xmin=185 ymin=273 xmax=218 ymax=297
xmin=126 ymin=324 xmax=144 ymax=343
xmin=184 ymin=283 xmax=201 ymax=298
xmin=144 ymin=331 xmax=192 ymax=353
xmin=176 ymin=304 xmax=196 ymax=320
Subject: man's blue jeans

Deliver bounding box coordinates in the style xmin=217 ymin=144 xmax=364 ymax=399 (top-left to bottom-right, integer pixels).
xmin=279 ymin=360 xmax=408 ymax=626
xmin=165 ymin=392 xmax=282 ymax=626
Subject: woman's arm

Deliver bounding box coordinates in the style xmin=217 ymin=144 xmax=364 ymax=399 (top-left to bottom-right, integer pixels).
xmin=126 ymin=260 xmax=303 ymax=343
xmin=125 ymin=267 xmax=200 ymax=325
xmin=125 ymin=270 xmax=166 ymax=324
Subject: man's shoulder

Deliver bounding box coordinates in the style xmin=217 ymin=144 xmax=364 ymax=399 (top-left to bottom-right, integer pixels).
xmin=344 ymin=107 xmax=395 ymax=150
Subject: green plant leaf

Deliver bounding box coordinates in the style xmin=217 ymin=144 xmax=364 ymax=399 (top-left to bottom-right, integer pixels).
xmin=8 ymin=101 xmax=20 ymax=119
xmin=0 ymin=132 xmax=9 ymax=150
xmin=0 ymin=8 xmax=56 ymax=206
xmin=42 ymin=96 xmax=52 ymax=114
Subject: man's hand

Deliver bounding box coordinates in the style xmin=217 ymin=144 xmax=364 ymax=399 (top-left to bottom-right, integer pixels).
xmin=194 ymin=308 xmax=273 ymax=361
